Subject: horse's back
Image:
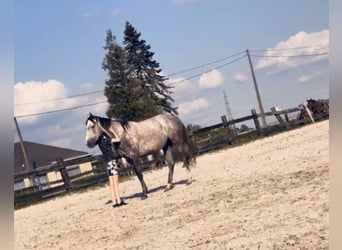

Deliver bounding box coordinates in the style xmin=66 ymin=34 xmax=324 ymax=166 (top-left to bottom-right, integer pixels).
xmin=159 ymin=114 xmax=192 ymax=145
xmin=157 ymin=113 xmax=185 ymax=132
xmin=129 ymin=113 xmax=188 ymax=146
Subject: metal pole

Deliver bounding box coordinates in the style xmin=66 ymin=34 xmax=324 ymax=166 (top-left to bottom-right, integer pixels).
xmin=223 ymin=91 xmax=237 ymax=135
xmin=14 ymin=117 xmax=30 ymax=172
xmin=246 ymin=49 xmax=267 ymax=128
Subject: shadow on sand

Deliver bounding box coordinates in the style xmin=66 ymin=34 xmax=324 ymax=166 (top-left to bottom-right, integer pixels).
xmin=122 ymin=179 xmax=191 ymax=200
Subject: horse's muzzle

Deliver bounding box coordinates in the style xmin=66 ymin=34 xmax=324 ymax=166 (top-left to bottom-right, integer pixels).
xmin=86 ymin=139 xmax=96 ymax=148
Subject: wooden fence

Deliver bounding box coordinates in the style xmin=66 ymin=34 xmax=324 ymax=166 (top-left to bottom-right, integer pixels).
xmin=188 ymin=106 xmax=329 ymax=155
xmin=14 ymin=154 xmax=158 ymax=207
xmin=14 ymin=104 xmax=329 ymax=208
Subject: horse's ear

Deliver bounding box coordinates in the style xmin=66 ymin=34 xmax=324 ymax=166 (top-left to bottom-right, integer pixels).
xmin=86 ymin=112 xmax=94 ymax=125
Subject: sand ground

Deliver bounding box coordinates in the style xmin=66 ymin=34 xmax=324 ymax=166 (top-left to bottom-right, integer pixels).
xmin=14 ymin=120 xmax=329 ymax=249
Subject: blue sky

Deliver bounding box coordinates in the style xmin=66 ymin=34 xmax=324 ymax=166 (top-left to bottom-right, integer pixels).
xmin=13 ymin=0 xmax=329 ymax=154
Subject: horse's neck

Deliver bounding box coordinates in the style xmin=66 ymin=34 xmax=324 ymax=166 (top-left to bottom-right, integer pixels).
xmin=109 ymin=121 xmax=127 ymax=141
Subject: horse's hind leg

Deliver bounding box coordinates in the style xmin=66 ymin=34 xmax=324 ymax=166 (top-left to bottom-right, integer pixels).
xmin=164 ymin=146 xmax=175 ymax=192
xmin=178 ymin=144 xmax=193 ymax=185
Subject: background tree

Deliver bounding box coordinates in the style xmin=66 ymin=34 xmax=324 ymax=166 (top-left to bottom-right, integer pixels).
xmin=239 ymin=124 xmax=250 ymax=132
xmin=102 ymin=29 xmax=159 ymax=120
xmin=123 ymin=21 xmax=177 ymax=117
xmin=102 ymin=22 xmax=178 ymax=121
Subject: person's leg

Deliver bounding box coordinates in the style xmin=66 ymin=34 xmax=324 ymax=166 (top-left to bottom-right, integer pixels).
xmin=113 ymin=174 xmax=127 ymax=206
xmin=108 ymin=176 xmax=118 ymax=207
xmin=108 ymin=159 xmax=126 ymax=207
xmin=113 ymin=174 xmax=121 ymax=204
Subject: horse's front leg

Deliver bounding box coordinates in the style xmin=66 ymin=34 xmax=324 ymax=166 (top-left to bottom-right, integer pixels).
xmin=128 ymin=157 xmax=148 ymax=199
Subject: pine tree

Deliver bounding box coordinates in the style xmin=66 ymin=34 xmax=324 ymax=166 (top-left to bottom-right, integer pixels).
xmin=102 ymin=29 xmax=128 ymax=118
xmin=102 ymin=29 xmax=160 ymax=121
xmin=123 ymin=21 xmax=178 ymax=117
xmin=102 ymin=23 xmax=178 ymax=121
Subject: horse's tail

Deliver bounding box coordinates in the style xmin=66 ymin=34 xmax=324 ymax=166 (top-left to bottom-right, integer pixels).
xmin=182 ymin=123 xmax=197 ymax=166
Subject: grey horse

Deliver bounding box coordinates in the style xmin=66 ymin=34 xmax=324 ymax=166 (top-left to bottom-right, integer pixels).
xmin=85 ymin=112 xmax=196 ymax=199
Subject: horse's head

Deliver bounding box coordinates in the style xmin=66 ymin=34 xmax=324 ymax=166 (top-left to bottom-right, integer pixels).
xmin=306 ymin=98 xmax=316 ymax=106
xmin=85 ymin=113 xmax=103 ymax=148
xmin=306 ymin=99 xmax=318 ymax=114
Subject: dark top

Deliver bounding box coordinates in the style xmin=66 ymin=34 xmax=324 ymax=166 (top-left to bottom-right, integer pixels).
xmin=98 ymin=136 xmax=120 ymax=162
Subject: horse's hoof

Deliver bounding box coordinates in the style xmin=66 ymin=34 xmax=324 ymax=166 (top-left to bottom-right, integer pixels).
xmin=186 ymin=180 xmax=192 ymax=185
xmin=141 ymin=195 xmax=148 ymax=200
xmin=164 ymin=185 xmax=173 ymax=192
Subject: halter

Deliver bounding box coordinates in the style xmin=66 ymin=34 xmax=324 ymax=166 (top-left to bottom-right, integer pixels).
xmin=86 ymin=114 xmax=121 ymax=143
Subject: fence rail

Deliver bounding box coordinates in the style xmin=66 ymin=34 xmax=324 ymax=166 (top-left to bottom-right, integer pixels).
xmin=14 ymin=152 xmax=160 ymax=207
xmin=189 ymin=106 xmax=328 ymax=155
xmin=14 ymin=104 xmax=329 ymax=208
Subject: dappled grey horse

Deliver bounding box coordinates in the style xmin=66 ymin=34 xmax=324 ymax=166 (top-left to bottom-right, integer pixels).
xmin=85 ymin=113 xmax=196 ymax=199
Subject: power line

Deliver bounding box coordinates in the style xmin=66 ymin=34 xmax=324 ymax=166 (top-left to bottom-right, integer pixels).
xmin=14 ymin=89 xmax=104 ymax=107
xmin=167 ymin=54 xmax=247 ymax=86
xmin=15 ymin=53 xmax=245 ymax=107
xmin=14 ymin=44 xmax=328 ymax=116
xmin=167 ymin=47 xmax=328 ymax=86
xmin=167 ymin=50 xmax=246 ymax=77
xmin=15 ymin=101 xmax=107 ymax=118
xmin=13 ymin=52 xmax=243 ymax=112
xmin=14 ymin=45 xmax=327 ymax=107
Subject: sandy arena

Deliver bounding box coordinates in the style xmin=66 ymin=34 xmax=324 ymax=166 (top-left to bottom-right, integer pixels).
xmin=14 ymin=120 xmax=329 ymax=249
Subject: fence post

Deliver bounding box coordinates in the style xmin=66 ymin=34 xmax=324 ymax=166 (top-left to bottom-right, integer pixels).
xmin=270 ymin=107 xmax=287 ymax=128
xmin=56 ymin=157 xmax=71 ymax=191
xmin=221 ymin=115 xmax=234 ymax=144
xmin=251 ymin=109 xmax=261 ymax=135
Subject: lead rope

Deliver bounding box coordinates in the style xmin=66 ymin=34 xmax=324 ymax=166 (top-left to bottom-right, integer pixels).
xmin=96 ymin=119 xmax=121 ymax=143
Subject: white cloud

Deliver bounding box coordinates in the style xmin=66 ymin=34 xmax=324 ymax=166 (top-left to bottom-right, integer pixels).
xmin=178 ymin=98 xmax=209 ymax=116
xmin=234 ymin=71 xmax=249 ymax=83
xmin=89 ymin=101 xmax=109 ymax=115
xmin=297 ymin=70 xmax=324 ymax=83
xmin=14 ymin=80 xmax=77 ymax=124
xmin=198 ymin=69 xmax=224 ymax=89
xmin=13 ymin=79 xmax=109 ymax=153
xmin=297 ymin=75 xmax=311 ymax=83
xmin=82 ymin=7 xmax=100 ymax=18
xmin=171 ymin=0 xmax=202 ymax=5
xmin=80 ymin=82 xmax=99 ymax=92
xmin=48 ymin=138 xmax=73 ymax=149
xmin=167 ymin=77 xmax=195 ymax=97
xmin=14 ymin=80 xmax=108 ymax=125
xmin=163 ymin=72 xmax=199 ymax=103
xmin=255 ymin=30 xmax=329 ymax=71
xmin=112 ymin=8 xmax=120 ymax=16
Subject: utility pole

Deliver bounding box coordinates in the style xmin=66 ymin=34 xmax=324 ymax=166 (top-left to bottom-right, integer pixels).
xmin=14 ymin=117 xmax=30 ymax=172
xmin=223 ymin=91 xmax=237 ymax=134
xmin=246 ymin=49 xmax=267 ymax=128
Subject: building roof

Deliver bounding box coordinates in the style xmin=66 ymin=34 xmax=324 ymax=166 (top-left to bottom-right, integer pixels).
xmin=14 ymin=141 xmax=90 ymax=174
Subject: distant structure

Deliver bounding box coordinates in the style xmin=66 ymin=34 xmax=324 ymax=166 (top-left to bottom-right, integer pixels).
xmin=223 ymin=91 xmax=237 ymax=134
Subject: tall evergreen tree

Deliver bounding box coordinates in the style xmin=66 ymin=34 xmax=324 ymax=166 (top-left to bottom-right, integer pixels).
xmin=123 ymin=21 xmax=178 ymax=116
xmin=102 ymin=23 xmax=177 ymax=121
xmin=102 ymin=29 xmax=158 ymax=120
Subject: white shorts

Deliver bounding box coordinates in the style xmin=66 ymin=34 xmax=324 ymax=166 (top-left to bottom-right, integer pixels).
xmin=107 ymin=159 xmax=119 ymax=176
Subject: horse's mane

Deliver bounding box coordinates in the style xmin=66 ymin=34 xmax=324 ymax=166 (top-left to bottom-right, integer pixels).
xmin=86 ymin=114 xmax=129 ymax=130
xmin=112 ymin=117 xmax=129 ymax=130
